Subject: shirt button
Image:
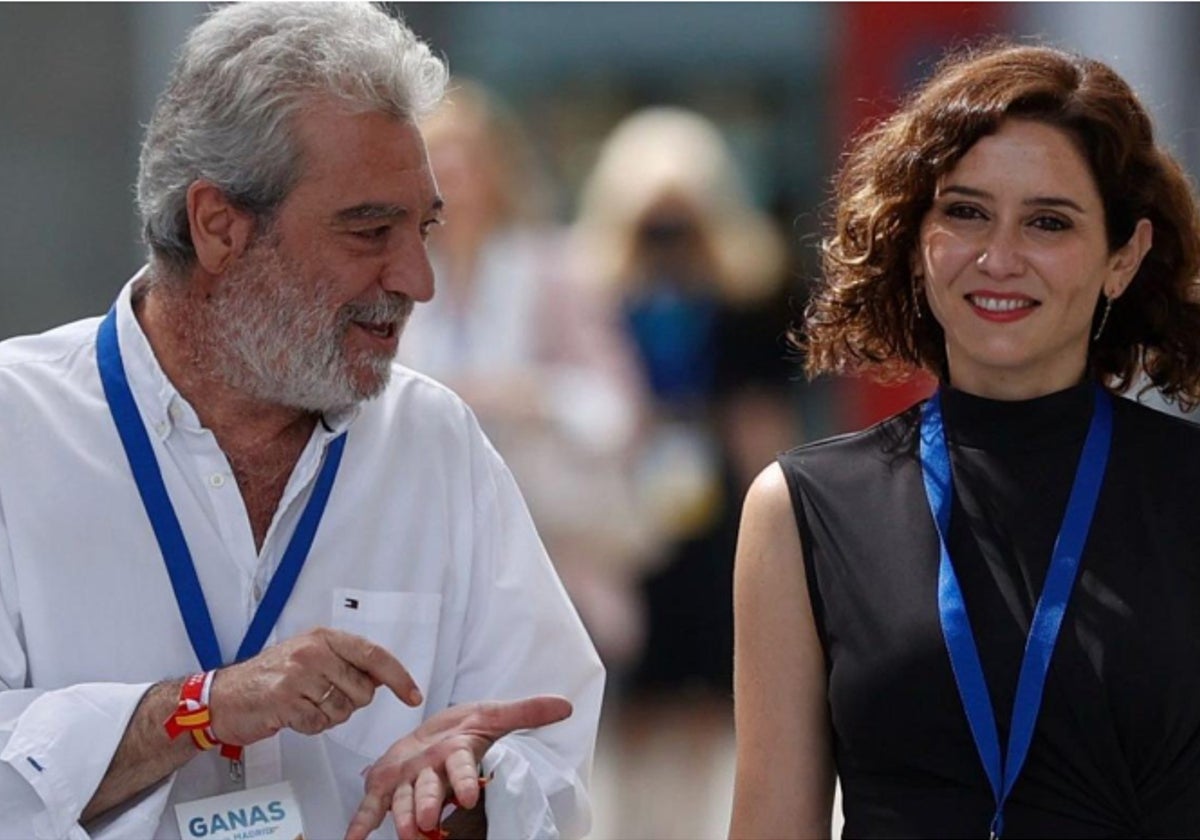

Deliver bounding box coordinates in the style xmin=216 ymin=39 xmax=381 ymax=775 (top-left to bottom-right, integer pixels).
xmin=252 ymin=581 xmax=264 ymax=601
xmin=169 ymin=404 xmax=183 ymax=421
xmin=209 ymin=473 xmax=226 ymax=488
xmin=154 ymin=421 xmax=168 ymax=436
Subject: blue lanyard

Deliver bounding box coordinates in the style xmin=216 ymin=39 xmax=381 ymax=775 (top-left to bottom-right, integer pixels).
xmin=918 ymin=383 xmax=1111 ymax=840
xmin=96 ymin=306 xmax=347 ymax=671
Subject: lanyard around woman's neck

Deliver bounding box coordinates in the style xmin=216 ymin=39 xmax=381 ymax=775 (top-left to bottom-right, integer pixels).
xmin=918 ymin=382 xmax=1112 ymax=839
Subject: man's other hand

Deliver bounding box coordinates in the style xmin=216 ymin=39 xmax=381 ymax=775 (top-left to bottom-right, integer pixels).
xmin=345 ymin=695 xmax=573 ymax=840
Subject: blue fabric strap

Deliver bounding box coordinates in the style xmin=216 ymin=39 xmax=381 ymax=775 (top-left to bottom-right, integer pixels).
xmin=919 ymin=383 xmax=1112 ymax=839
xmin=237 ymin=430 xmax=345 ymax=662
xmin=97 ymin=305 xmax=347 ymax=671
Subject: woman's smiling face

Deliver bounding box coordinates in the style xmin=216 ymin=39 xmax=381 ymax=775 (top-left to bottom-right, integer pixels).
xmin=915 ymin=117 xmax=1151 ymax=399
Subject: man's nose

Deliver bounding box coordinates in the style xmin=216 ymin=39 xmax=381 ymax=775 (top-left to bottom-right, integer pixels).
xmin=380 ymin=245 xmax=435 ymax=303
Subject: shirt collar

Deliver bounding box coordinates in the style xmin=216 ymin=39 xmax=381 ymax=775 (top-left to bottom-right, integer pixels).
xmin=114 ymin=268 xmax=190 ymax=439
xmin=320 ymin=402 xmax=359 ymax=435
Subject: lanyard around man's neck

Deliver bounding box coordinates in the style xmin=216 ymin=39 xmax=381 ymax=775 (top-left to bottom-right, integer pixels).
xmin=918 ymin=383 xmax=1112 ymax=839
xmin=96 ymin=305 xmax=347 ymax=671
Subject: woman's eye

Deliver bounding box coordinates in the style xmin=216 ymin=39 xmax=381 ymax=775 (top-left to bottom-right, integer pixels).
xmin=1031 ymin=215 xmax=1071 ymax=232
xmin=944 ymin=203 xmax=985 ymax=221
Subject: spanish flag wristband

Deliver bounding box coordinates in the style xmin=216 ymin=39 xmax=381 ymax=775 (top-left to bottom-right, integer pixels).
xmin=164 ymin=671 xmax=243 ymax=761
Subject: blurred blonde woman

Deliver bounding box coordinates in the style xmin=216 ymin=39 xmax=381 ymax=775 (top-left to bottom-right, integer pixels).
xmin=573 ymin=106 xmax=797 ymax=696
xmin=572 ymin=107 xmax=798 ymax=838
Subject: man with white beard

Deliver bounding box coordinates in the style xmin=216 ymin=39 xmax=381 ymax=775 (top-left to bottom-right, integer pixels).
xmin=0 ymin=4 xmax=603 ymax=840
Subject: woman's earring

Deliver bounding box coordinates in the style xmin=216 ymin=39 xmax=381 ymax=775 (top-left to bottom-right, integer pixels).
xmin=913 ymin=274 xmax=924 ymax=320
xmin=1093 ymin=294 xmax=1114 ymax=342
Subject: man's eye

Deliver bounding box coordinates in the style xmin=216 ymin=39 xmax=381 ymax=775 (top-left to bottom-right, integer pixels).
xmin=420 ymin=219 xmax=442 ymax=240
xmin=353 ymin=227 xmax=389 ymax=241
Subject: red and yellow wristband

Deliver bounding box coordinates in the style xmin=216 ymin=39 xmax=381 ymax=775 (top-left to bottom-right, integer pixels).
xmin=164 ymin=671 xmax=243 ymax=761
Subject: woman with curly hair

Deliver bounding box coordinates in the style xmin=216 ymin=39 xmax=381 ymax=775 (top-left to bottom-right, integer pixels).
xmin=730 ymin=42 xmax=1200 ymax=838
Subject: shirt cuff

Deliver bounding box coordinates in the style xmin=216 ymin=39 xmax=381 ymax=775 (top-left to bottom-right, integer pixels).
xmin=481 ymin=742 xmax=558 ymax=840
xmin=481 ymin=737 xmax=595 ymax=840
xmin=0 ymin=682 xmax=154 ymax=839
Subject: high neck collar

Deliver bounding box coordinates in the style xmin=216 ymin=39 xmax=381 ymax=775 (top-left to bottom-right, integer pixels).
xmin=939 ymin=380 xmax=1096 ymax=452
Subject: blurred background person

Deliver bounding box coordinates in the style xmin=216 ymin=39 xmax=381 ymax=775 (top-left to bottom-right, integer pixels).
xmin=401 ymin=80 xmax=659 ymax=673
xmin=570 ymin=106 xmax=798 ymax=839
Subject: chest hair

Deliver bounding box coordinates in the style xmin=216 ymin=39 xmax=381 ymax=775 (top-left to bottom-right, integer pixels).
xmin=226 ymin=436 xmax=310 ymax=551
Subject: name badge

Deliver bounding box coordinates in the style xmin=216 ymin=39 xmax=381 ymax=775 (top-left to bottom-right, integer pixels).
xmin=174 ymin=781 xmax=306 ymax=840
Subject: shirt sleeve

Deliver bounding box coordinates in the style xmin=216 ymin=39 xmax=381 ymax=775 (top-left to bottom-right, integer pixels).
xmin=0 ymin=485 xmax=173 ymax=840
xmin=453 ymin=425 xmax=606 ymax=840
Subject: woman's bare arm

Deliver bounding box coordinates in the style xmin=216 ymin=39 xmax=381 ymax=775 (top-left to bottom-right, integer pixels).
xmin=729 ymin=463 xmax=835 ymax=839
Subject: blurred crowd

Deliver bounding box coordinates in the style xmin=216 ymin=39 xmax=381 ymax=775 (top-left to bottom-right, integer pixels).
xmin=398 ymin=80 xmax=806 ymax=838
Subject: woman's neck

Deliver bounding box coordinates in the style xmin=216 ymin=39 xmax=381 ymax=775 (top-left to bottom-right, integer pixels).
xmin=945 ymin=354 xmax=1089 ymax=401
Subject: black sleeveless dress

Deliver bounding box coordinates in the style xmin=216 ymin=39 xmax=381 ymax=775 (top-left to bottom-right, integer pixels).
xmin=778 ymin=382 xmax=1200 ymax=838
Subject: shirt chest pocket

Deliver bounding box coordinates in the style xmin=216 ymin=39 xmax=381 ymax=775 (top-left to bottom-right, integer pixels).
xmin=326 ymin=588 xmax=442 ymax=758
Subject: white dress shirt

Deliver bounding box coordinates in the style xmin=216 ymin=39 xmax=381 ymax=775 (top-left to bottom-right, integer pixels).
xmin=0 ymin=275 xmax=605 ymax=840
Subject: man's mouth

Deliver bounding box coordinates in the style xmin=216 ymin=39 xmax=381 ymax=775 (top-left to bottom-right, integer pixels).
xmin=353 ymin=320 xmax=397 ymax=339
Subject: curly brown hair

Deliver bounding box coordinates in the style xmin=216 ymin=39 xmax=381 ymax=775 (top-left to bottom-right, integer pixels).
xmin=801 ymin=40 xmax=1200 ymax=409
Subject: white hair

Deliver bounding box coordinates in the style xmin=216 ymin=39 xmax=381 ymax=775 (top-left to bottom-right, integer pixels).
xmin=137 ymin=1 xmax=448 ymax=274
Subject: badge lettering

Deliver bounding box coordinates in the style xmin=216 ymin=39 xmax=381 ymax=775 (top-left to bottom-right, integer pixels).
xmin=175 ymin=781 xmax=303 ymax=840
xmin=188 ymin=804 xmax=286 ymax=837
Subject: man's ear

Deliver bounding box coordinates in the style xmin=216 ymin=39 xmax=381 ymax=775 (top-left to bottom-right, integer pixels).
xmin=186 ymin=180 xmax=255 ymax=275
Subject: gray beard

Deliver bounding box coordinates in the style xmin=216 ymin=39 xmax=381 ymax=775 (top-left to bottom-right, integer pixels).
xmin=199 ymin=246 xmax=412 ymax=414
